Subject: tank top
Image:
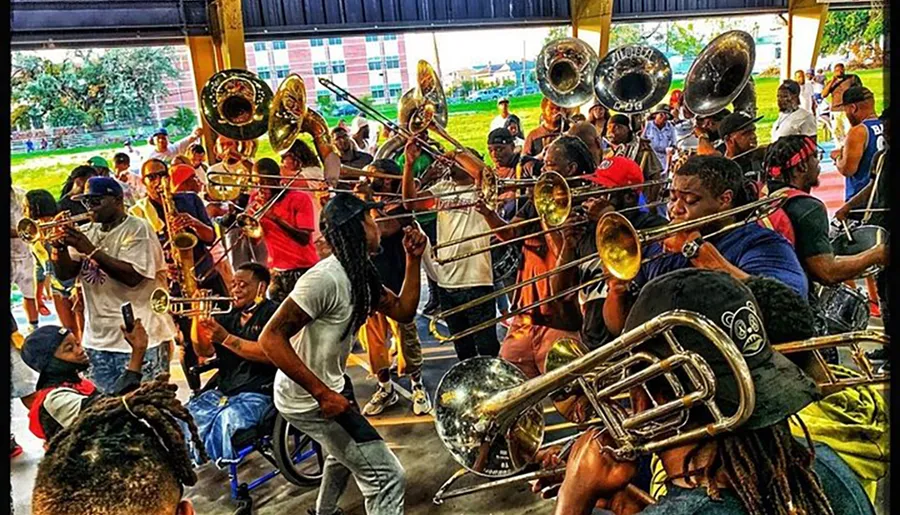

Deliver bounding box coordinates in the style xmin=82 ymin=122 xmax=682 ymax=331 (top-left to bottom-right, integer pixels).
xmin=846 ymin=118 xmax=884 ymax=201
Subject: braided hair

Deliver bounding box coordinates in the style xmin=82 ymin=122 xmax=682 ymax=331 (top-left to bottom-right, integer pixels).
xmin=25 ymin=189 xmax=59 ymax=219
xmin=763 ymin=135 xmax=817 ymax=183
xmin=549 ymin=135 xmax=596 ymax=175
xmin=322 ymin=213 xmax=383 ymax=340
xmin=32 ymin=380 xmax=205 ymax=515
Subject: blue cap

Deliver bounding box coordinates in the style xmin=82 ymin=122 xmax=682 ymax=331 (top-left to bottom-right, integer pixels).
xmin=22 ymin=326 xmax=71 ymax=373
xmin=153 ymin=127 xmax=169 ymax=137
xmin=72 ymin=176 xmax=124 ymax=200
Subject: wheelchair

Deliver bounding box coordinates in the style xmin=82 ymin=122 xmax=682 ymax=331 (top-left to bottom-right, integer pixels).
xmin=187 ymin=359 xmax=325 ymax=512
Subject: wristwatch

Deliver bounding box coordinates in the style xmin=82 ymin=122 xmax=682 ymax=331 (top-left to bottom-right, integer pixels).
xmin=681 ymin=237 xmax=705 ymax=259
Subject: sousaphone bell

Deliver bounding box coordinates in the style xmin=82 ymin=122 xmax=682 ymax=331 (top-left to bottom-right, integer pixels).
xmin=593 ymin=45 xmax=672 ymax=114
xmin=201 ymin=69 xmax=273 ymax=141
xmin=535 ymin=37 xmax=600 ymax=108
xmin=683 ymin=30 xmax=756 ymax=117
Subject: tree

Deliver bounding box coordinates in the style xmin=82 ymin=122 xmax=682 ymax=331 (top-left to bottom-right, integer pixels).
xmin=821 ymin=9 xmax=884 ymax=65
xmin=163 ymin=107 xmax=197 ymax=135
xmin=666 ymin=23 xmax=705 ymax=57
xmin=610 ymin=24 xmax=643 ymax=49
xmin=544 ymin=27 xmax=568 ymax=46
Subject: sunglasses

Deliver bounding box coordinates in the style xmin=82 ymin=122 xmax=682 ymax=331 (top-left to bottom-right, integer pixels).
xmin=80 ymin=196 xmax=107 ymax=208
xmin=143 ymin=172 xmax=167 ymax=182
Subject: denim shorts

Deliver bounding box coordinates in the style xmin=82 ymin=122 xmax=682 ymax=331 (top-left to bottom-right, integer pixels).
xmin=186 ymin=389 xmax=273 ymax=465
xmin=85 ymin=345 xmax=170 ymax=394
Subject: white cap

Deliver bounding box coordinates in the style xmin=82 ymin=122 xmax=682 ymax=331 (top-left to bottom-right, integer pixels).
xmin=350 ymin=115 xmax=369 ymax=133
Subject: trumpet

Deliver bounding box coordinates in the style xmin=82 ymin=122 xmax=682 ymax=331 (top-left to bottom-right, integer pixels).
xmin=434 ymin=310 xmax=754 ymax=477
xmin=17 ymin=212 xmax=93 ymax=244
xmin=429 ymin=192 xmax=787 ymax=343
xmin=150 ymin=288 xmax=235 ymax=318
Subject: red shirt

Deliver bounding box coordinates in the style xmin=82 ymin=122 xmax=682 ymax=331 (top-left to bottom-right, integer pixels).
xmin=259 ymin=190 xmax=320 ymax=270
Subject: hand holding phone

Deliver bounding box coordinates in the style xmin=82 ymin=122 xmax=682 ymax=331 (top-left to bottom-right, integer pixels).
xmin=121 ymin=302 xmax=135 ymax=332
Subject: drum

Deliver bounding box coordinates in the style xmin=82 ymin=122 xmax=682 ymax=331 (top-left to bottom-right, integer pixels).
xmin=830 ymin=224 xmax=888 ymax=278
xmin=491 ymin=243 xmax=521 ymax=284
xmin=817 ymin=284 xmax=870 ymax=334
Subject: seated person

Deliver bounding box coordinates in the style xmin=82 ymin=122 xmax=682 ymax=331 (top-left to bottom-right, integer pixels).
xmin=186 ymin=262 xmax=280 ymax=465
xmin=603 ymin=155 xmax=809 ymax=336
xmin=540 ymin=269 xmax=872 ymax=515
xmin=21 ymin=320 xmax=150 ymax=444
xmin=32 ymin=380 xmax=203 ymax=515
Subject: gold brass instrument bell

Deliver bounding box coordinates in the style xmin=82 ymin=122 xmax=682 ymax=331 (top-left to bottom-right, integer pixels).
xmin=17 ymin=212 xmax=93 ymax=244
xmin=201 ymin=69 xmax=273 ymax=141
xmin=433 ymin=310 xmax=755 ymax=476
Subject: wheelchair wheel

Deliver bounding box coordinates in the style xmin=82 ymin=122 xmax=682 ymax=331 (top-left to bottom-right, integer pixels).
xmin=272 ymin=413 xmax=325 ymax=487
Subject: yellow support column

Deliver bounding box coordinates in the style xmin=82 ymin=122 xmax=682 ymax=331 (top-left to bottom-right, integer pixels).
xmin=214 ymin=0 xmax=248 ymax=70
xmin=570 ymin=0 xmax=613 ymax=58
xmin=783 ymin=0 xmax=829 ymax=80
xmin=185 ymin=35 xmax=220 ymax=154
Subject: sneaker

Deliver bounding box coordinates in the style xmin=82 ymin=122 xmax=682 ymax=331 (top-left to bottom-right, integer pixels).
xmin=866 ymin=348 xmax=889 ymax=362
xmin=877 ymin=360 xmax=890 ymax=374
xmin=10 ymin=436 xmax=22 ymax=459
xmin=362 ymin=385 xmax=399 ymax=416
xmin=411 ymin=383 xmax=433 ymax=416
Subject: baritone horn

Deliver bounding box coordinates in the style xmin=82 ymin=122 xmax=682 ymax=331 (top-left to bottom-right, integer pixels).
xmin=433 ymin=310 xmax=755 ymax=477
xmin=593 ymin=45 xmax=672 ymax=113
xmin=17 ymin=212 xmax=93 ymax=244
xmin=535 ymin=37 xmax=600 ymax=108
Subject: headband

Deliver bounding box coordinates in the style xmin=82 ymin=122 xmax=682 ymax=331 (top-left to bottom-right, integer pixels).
xmin=768 ymin=137 xmax=816 ymax=179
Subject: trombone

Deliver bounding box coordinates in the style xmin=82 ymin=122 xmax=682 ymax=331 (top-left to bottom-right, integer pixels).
xmin=150 ymin=288 xmax=235 ymax=318
xmin=17 ymin=212 xmax=93 ymax=244
xmin=772 ymin=330 xmax=889 ymax=393
xmin=429 ymin=192 xmax=788 ymax=343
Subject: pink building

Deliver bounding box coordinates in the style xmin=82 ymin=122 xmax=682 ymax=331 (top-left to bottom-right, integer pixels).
xmin=152 ymin=34 xmax=410 ymax=120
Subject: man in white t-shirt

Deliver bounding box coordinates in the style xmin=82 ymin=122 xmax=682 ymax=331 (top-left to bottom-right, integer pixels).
xmin=490 ymin=97 xmax=512 ymax=132
xmin=50 ymin=177 xmax=177 ymax=393
xmin=400 ymin=139 xmax=501 ymax=361
xmin=259 ymin=193 xmax=426 ymax=515
xmin=772 ymin=80 xmax=818 ymax=144
xmin=147 ymin=127 xmax=204 ymax=163
xmin=794 ymin=70 xmax=816 ymax=115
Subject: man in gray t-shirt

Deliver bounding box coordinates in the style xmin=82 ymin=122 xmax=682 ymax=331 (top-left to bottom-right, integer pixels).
xmin=260 ymin=193 xmax=426 ymax=515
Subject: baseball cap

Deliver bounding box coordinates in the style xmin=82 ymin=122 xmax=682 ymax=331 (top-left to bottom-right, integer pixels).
xmin=321 ymin=193 xmax=384 ymax=230
xmin=623 ymin=268 xmax=820 ymax=431
xmin=588 ymin=156 xmax=644 ymax=191
xmin=153 ymin=127 xmax=169 ymax=137
xmin=169 ymin=164 xmax=197 ymax=190
xmin=350 ymin=115 xmax=369 ymax=133
xmin=779 ymin=80 xmax=801 ymax=96
xmin=609 ymin=114 xmax=630 ymax=127
xmin=649 ymin=104 xmax=673 ymax=119
xmin=87 ymin=155 xmax=110 ymax=169
xmin=487 ymin=128 xmax=515 ymax=146
xmin=72 ymin=176 xmax=124 ymax=200
xmin=497 ymin=97 xmax=509 ymax=105
xmin=22 ymin=326 xmax=71 ymax=373
xmin=718 ymin=113 xmax=764 ymax=140
xmin=834 ymin=86 xmax=874 ymax=108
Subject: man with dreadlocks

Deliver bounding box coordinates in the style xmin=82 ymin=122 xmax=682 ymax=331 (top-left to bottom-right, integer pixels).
xmin=259 ymin=193 xmax=426 ymax=515
xmin=761 ymin=135 xmax=888 ymax=337
xmin=31 ymin=379 xmax=204 ymax=515
xmin=536 ymin=269 xmax=873 ymax=515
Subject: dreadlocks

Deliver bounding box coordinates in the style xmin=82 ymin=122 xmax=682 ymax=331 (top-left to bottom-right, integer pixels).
xmin=551 ymin=135 xmax=596 ymax=175
xmin=32 ymin=379 xmax=205 ymax=515
xmin=763 ymin=135 xmax=817 ymax=183
xmin=322 ymin=212 xmax=383 ymax=340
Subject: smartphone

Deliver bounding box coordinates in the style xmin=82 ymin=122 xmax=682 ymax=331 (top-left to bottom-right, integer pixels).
xmin=121 ymin=302 xmax=135 ymax=332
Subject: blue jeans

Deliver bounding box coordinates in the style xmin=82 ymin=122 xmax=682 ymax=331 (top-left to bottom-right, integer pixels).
xmin=85 ymin=345 xmax=169 ymax=394
xmin=186 ymin=389 xmax=273 ymax=465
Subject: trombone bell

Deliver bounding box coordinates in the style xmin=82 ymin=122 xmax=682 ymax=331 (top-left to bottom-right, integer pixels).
xmin=595 ymin=212 xmax=642 ymax=281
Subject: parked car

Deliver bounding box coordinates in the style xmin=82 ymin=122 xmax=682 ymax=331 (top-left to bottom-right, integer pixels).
xmin=466 ymin=90 xmax=497 ymax=102
xmin=332 ymin=102 xmax=358 ymax=116
xmin=508 ymin=85 xmax=540 ymax=97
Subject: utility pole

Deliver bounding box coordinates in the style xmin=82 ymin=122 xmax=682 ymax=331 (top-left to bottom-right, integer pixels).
xmin=432 ymin=32 xmax=443 ymax=81
xmin=522 ymin=39 xmax=526 ymax=86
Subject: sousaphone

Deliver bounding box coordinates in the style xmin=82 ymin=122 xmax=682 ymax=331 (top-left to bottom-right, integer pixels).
xmin=593 ymin=45 xmax=672 ymax=114
xmin=683 ymin=31 xmax=756 ymax=117
xmin=268 ymin=73 xmax=309 ymax=153
xmin=536 ymin=37 xmax=600 ymax=108
xmin=201 ymin=69 xmax=273 ymax=140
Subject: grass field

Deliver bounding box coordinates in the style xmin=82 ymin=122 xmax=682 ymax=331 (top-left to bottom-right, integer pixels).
xmin=11 ymin=69 xmax=885 ymax=197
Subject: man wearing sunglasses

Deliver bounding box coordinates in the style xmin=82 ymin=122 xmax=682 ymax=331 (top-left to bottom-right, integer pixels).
xmin=49 ymin=177 xmax=178 ymax=393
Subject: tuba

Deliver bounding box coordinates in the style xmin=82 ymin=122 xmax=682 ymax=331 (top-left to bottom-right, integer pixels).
xmin=683 ymin=31 xmax=756 ymax=117
xmin=593 ymin=45 xmax=672 ymax=114
xmin=535 ymin=37 xmax=600 ymax=108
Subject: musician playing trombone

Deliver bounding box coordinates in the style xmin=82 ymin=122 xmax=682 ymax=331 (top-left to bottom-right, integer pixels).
xmin=603 ymin=156 xmax=808 ymax=336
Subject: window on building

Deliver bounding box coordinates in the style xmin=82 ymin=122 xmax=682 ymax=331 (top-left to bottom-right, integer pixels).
xmin=275 ymin=65 xmax=290 ymax=78
xmin=311 ymin=38 xmax=324 ymax=47
xmin=331 ymin=60 xmax=346 ymax=74
xmin=384 ymin=34 xmax=397 ymax=41
xmin=313 ymin=62 xmax=328 ymax=75
xmin=367 ymin=58 xmax=382 ymax=71
xmin=253 ymin=42 xmax=266 ymax=52
xmin=385 ymin=56 xmax=400 ymax=69
xmin=257 ymin=66 xmax=272 ymax=79
xmin=365 ymin=35 xmax=378 ymax=42
xmin=388 ymin=83 xmax=402 ymax=98
xmin=272 ymin=40 xmax=287 ymax=50
xmin=371 ymin=87 xmax=386 ymax=100
xmin=328 ymin=37 xmax=342 ymax=45
xmin=775 ymin=46 xmax=782 ymax=60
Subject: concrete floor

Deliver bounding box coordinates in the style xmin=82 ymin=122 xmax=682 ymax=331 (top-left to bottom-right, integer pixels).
xmin=11 ymin=297 xmax=890 ymax=515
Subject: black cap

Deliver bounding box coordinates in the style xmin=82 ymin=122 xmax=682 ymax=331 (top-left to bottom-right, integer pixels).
xmin=488 ymin=128 xmax=515 ymax=145
xmin=835 ymin=86 xmax=874 ymax=108
xmin=779 ymin=79 xmax=801 ymax=96
xmin=22 ymin=326 xmax=71 ymax=373
xmin=71 ymin=176 xmax=125 ymax=200
xmin=609 ymin=114 xmax=630 ymax=127
xmin=718 ymin=113 xmax=764 ymax=140
xmin=623 ymin=269 xmax=820 ymax=431
xmin=321 ymin=193 xmax=384 ymax=230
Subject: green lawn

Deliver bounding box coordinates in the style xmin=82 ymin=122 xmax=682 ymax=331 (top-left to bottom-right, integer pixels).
xmin=12 ymin=69 xmax=885 ymax=197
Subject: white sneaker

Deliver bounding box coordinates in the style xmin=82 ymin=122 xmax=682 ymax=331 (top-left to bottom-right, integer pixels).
xmin=362 ymin=384 xmax=399 ymax=416
xmin=411 ymin=383 xmax=432 ymax=416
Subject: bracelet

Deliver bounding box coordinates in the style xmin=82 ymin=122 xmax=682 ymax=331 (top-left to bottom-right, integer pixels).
xmin=87 ymin=247 xmax=102 ymax=260
xmin=223 ymin=334 xmax=234 ymax=347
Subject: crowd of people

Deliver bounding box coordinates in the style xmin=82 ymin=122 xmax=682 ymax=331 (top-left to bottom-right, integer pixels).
xmin=9 ymin=59 xmax=889 ymax=515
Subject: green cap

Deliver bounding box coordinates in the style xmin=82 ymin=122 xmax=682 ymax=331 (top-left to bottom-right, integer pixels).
xmin=87 ymin=155 xmax=110 ymax=169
